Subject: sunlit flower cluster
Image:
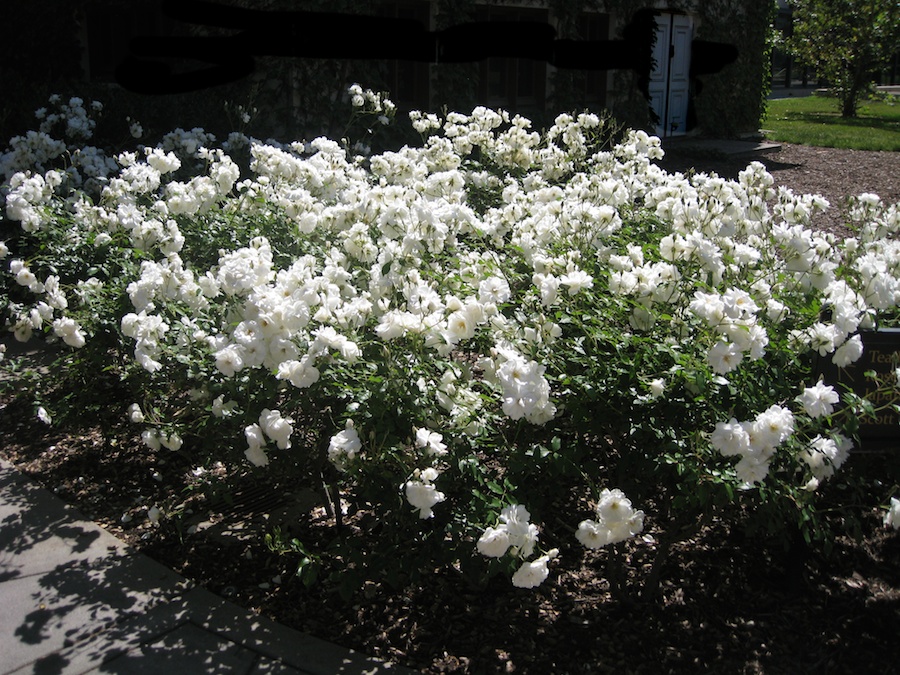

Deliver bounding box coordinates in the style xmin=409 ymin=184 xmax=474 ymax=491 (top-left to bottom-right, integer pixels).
xmin=799 ymin=433 xmax=851 ymax=490
xmin=1 ymin=97 xmax=108 ymax=187
xmin=348 ymin=83 xmax=396 ymax=121
xmin=477 ymin=504 xmax=539 ymax=558
xmin=885 ymin=497 xmax=900 ymax=529
xmin=576 ymin=489 xmax=645 ymax=549
xmin=37 ymin=96 xmax=101 ymax=141
xmin=404 ymin=467 xmax=446 ymax=519
xmin=710 ymin=404 xmax=796 ymax=486
xmin=477 ymin=504 xmax=558 ymax=588
xmin=0 ymin=131 xmax=67 ymax=183
xmin=328 ymin=421 xmax=363 ymax=472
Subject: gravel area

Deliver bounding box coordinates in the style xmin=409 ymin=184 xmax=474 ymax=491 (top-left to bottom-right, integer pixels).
xmin=764 ymin=143 xmax=900 ymax=207
xmin=658 ymin=142 xmax=900 ymax=236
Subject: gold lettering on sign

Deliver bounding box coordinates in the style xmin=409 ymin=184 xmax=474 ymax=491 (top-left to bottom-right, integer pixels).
xmin=861 ymin=413 xmax=898 ymax=426
xmin=867 ymin=350 xmax=900 ymax=365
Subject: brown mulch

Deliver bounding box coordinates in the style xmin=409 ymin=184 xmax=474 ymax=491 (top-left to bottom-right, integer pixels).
xmin=2 ymin=388 xmax=899 ymax=675
xmin=2 ymin=144 xmax=900 ymax=675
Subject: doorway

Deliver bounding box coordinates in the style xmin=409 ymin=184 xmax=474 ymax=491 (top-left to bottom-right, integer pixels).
xmin=648 ymin=12 xmax=692 ymax=137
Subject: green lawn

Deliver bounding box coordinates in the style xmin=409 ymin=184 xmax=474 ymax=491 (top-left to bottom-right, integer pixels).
xmin=762 ymin=95 xmax=900 ymax=151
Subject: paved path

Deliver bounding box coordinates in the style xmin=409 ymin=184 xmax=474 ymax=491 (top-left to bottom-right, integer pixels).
xmin=662 ymin=137 xmax=782 ymax=158
xmin=0 ymin=458 xmax=414 ymax=675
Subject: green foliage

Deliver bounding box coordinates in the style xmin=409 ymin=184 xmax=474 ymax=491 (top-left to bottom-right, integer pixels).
xmin=265 ymin=528 xmax=322 ymax=588
xmin=787 ymin=0 xmax=900 ymax=118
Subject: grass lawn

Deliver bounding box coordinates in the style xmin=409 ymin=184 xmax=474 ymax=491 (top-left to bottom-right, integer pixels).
xmin=762 ymin=95 xmax=900 ymax=151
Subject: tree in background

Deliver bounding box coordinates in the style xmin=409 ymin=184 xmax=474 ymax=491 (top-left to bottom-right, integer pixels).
xmin=787 ymin=0 xmax=900 ymax=117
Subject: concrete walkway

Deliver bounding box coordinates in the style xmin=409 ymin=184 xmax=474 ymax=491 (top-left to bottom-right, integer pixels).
xmin=661 ymin=136 xmax=782 ymax=159
xmin=0 ymin=458 xmax=414 ymax=675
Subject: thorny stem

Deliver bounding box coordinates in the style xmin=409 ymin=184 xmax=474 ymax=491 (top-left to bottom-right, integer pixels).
xmin=641 ymin=531 xmax=675 ymax=601
xmin=641 ymin=511 xmax=713 ymax=600
xmin=321 ymin=476 xmax=343 ymax=532
xmin=606 ymin=541 xmax=629 ymax=603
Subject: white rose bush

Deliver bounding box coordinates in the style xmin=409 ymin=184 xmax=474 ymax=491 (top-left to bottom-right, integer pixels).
xmin=2 ymin=90 xmax=899 ymax=600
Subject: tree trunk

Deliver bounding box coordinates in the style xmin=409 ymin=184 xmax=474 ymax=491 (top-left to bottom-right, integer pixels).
xmin=841 ymin=85 xmax=860 ymax=118
xmin=841 ymin=63 xmax=868 ymax=118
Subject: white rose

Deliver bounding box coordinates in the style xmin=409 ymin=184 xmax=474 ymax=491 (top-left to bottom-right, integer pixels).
xmin=476 ymin=526 xmax=511 ymax=558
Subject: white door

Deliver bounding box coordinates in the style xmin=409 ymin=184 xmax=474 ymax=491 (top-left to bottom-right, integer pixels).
xmin=648 ymin=13 xmax=693 ymax=137
xmin=648 ymin=16 xmax=670 ymax=135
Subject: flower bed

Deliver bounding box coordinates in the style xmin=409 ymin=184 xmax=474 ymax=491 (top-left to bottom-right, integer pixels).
xmin=2 ymin=91 xmax=899 ymax=600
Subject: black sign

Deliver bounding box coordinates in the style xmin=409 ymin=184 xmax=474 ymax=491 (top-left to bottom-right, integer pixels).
xmin=817 ymin=329 xmax=900 ymax=440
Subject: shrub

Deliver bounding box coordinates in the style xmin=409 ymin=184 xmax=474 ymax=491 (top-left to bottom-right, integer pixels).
xmin=2 ymin=90 xmax=899 ymax=599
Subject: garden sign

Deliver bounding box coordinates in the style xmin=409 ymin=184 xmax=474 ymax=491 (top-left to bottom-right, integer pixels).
xmin=818 ymin=329 xmax=900 ymax=442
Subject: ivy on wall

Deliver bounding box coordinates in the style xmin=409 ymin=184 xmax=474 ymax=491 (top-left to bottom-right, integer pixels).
xmin=679 ymin=0 xmax=779 ymax=137
xmin=546 ymin=0 xmax=611 ymax=117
